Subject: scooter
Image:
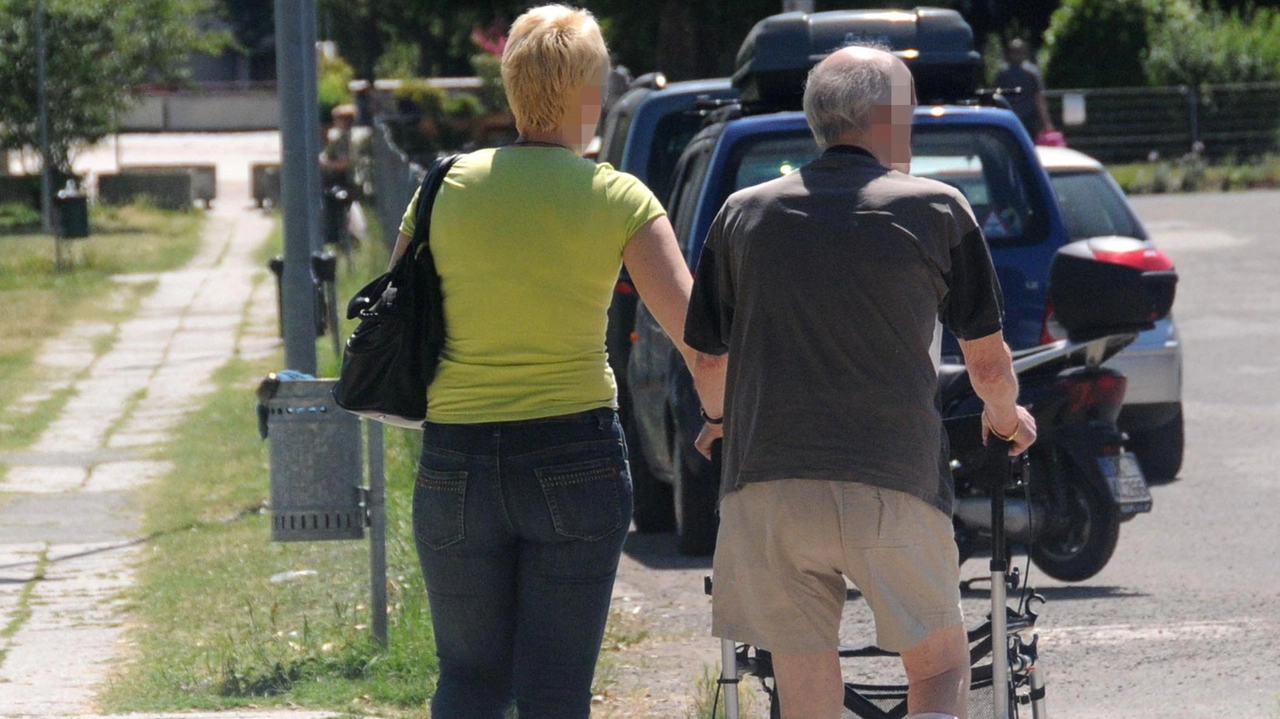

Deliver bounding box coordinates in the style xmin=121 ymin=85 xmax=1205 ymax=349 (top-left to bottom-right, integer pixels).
xmin=942 ymin=330 xmax=1150 ymax=582
xmin=943 ymin=237 xmax=1178 ymax=582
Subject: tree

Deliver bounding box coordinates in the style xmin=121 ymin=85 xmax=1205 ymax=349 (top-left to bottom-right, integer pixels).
xmin=0 ymin=0 xmax=227 ymax=173
xmin=1039 ymin=0 xmax=1196 ymax=89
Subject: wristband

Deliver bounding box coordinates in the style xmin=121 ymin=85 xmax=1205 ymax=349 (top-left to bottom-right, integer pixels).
xmin=984 ymin=411 xmax=1020 ymax=443
xmin=700 ymin=407 xmax=723 ymax=425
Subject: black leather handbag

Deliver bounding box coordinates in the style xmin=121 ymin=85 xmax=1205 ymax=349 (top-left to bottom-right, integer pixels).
xmin=332 ymin=154 xmax=460 ymax=428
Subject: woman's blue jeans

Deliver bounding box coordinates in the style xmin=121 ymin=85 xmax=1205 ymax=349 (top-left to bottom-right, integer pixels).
xmin=413 ymin=408 xmax=633 ymax=719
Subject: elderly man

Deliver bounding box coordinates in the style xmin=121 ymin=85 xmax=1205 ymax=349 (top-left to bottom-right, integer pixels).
xmin=686 ymin=47 xmax=1036 ymax=719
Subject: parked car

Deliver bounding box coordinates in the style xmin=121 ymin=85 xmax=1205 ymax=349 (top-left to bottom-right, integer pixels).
xmin=1035 ymin=145 xmax=1184 ymax=482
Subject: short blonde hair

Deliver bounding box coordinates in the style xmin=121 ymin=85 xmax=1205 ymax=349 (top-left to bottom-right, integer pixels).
xmin=501 ymin=5 xmax=609 ymax=134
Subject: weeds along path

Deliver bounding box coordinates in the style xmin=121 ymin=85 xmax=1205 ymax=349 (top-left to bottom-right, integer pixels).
xmin=0 ymin=154 xmax=278 ymax=714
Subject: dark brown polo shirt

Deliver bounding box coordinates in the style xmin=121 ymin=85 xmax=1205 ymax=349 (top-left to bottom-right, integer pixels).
xmin=684 ymin=145 xmax=1003 ymax=514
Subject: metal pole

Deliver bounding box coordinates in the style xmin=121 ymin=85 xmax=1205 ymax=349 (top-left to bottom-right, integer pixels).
xmin=720 ymin=638 xmax=740 ymax=719
xmin=301 ymin=9 xmax=324 ymax=255
xmin=273 ymin=0 xmax=318 ymax=375
xmin=35 ymin=0 xmax=53 ymax=236
xmin=990 ymin=445 xmax=1010 ymax=719
xmin=367 ymin=421 xmax=388 ymax=649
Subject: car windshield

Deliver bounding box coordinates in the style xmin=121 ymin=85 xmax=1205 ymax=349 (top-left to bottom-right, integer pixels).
xmin=720 ymin=124 xmax=1048 ymax=246
xmin=1047 ymin=169 xmax=1146 ymax=241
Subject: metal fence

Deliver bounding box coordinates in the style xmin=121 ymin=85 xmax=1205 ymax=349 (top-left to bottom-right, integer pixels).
xmin=370 ymin=120 xmax=427 ymax=251
xmin=1046 ymin=81 xmax=1280 ymax=163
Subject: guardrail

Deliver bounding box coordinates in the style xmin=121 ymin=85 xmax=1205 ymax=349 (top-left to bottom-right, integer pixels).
xmin=1047 ymin=81 xmax=1280 ymax=163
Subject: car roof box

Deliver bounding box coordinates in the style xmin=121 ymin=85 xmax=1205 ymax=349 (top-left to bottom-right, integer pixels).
xmin=733 ymin=8 xmax=982 ymax=108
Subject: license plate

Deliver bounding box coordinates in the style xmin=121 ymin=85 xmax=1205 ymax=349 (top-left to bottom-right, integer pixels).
xmin=1099 ymin=453 xmax=1152 ymax=514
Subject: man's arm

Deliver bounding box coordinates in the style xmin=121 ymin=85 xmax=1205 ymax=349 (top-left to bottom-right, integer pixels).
xmin=957 ymin=330 xmax=1036 ymax=455
xmin=692 ymin=351 xmax=726 ymax=457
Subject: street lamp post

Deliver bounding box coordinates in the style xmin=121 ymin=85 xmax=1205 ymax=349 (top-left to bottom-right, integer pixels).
xmin=273 ymin=0 xmax=320 ymax=375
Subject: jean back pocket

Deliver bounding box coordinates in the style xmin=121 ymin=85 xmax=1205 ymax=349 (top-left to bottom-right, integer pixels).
xmin=534 ymin=456 xmax=624 ymax=541
xmin=413 ymin=468 xmax=468 ymax=550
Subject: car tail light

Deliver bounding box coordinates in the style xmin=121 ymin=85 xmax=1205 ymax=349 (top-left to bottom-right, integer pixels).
xmin=615 ymin=280 xmax=635 ymax=296
xmin=1040 ymin=301 xmax=1066 ymax=345
xmin=1091 ymin=247 xmax=1174 ymax=272
xmin=1057 ymin=371 xmax=1127 ymax=422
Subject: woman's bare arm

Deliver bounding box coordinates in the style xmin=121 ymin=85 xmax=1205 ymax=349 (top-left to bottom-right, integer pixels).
xmin=622 ymin=216 xmax=697 ymax=367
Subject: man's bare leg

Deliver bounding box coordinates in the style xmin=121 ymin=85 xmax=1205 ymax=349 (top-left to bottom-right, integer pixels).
xmin=771 ymin=651 xmax=843 ymax=719
xmin=900 ymin=624 xmax=971 ymax=718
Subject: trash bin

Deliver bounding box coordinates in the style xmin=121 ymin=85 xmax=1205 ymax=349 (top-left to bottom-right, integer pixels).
xmin=54 ymin=182 xmax=89 ymax=239
xmin=266 ymin=378 xmax=365 ymax=542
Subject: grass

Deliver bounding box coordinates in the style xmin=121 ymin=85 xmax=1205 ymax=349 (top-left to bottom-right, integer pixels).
xmin=0 ymin=203 xmax=202 ymax=451
xmin=685 ymin=665 xmax=766 ymax=719
xmin=0 ymin=547 xmax=48 ymax=666
xmin=1108 ymin=153 xmax=1280 ymax=195
xmin=101 ymin=345 xmax=442 ymax=715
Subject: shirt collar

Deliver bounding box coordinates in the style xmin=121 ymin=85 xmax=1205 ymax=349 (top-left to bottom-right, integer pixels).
xmin=822 ymin=145 xmax=879 ymax=161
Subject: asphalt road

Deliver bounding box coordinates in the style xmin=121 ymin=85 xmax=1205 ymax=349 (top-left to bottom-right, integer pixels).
xmin=611 ymin=190 xmax=1280 ymax=718
xmin=1031 ymin=190 xmax=1280 ymax=718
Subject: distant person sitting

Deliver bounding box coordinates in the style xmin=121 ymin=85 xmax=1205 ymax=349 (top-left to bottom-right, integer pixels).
xmin=995 ymin=39 xmax=1055 ymax=141
xmin=320 ymin=103 xmax=357 ymax=188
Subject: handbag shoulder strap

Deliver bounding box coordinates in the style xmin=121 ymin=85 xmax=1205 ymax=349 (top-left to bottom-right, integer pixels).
xmin=407 ymin=153 xmax=462 ymax=257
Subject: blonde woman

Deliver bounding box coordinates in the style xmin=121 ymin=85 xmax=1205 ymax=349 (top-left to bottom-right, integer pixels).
xmin=390 ymin=5 xmax=700 ymax=717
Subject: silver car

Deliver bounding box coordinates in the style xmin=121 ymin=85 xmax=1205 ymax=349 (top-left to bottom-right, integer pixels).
xmin=1036 ymin=145 xmax=1184 ymax=482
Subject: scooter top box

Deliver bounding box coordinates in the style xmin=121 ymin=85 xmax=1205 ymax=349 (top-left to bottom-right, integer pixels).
xmin=732 ymin=7 xmax=983 ymax=108
xmin=1048 ymin=236 xmax=1178 ymax=342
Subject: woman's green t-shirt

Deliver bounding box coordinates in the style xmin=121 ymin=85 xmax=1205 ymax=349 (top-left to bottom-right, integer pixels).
xmin=399 ymin=146 xmax=665 ymax=424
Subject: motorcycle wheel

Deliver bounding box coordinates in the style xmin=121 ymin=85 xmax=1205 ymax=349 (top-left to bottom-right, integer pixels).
xmin=673 ymin=437 xmax=718 ymax=556
xmin=626 ymin=416 xmax=675 ymax=533
xmin=1031 ymin=453 xmax=1121 ymax=582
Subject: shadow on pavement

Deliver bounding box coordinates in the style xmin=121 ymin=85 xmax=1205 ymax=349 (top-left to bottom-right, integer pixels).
xmin=622 ymin=530 xmax=713 ymax=570
xmin=958 ymin=580 xmax=1145 ymax=601
xmin=1026 ymin=585 xmax=1148 ymax=601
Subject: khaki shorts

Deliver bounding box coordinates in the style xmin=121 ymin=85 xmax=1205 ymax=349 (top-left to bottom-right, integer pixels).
xmin=712 ymin=479 xmax=963 ymax=654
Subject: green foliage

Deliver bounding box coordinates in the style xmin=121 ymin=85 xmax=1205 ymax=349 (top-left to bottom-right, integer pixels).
xmin=318 ymin=49 xmax=355 ymax=123
xmin=0 ymin=202 xmax=41 ymax=231
xmin=1040 ymin=0 xmax=1197 ymax=88
xmin=388 ymin=81 xmax=498 ymax=157
xmin=1146 ymin=6 xmax=1280 ymax=86
xmin=0 ymin=0 xmax=229 ymax=172
xmin=374 ymin=41 xmax=422 ymax=81
xmin=471 ymin=53 xmax=508 ymax=114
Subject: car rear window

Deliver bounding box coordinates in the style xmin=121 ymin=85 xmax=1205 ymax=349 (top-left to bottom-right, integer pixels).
xmin=647 ymin=111 xmax=710 ymax=204
xmin=718 ymin=124 xmax=1049 ymax=247
xmin=1048 ymin=170 xmax=1147 ymax=241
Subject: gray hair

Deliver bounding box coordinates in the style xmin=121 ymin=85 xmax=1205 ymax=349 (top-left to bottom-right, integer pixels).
xmin=803 ymin=44 xmax=896 ymax=151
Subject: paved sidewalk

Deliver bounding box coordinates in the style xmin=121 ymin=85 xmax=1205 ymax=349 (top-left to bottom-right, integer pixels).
xmin=0 ymin=135 xmax=334 ymax=718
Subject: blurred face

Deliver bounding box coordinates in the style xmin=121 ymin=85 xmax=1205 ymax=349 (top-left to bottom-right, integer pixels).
xmin=870 ymin=62 xmax=916 ymax=172
xmin=562 ymin=65 xmax=606 ymax=155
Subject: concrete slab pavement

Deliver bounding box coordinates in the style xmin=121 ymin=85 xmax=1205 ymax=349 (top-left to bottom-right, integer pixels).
xmin=0 ymin=133 xmax=345 ymax=718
